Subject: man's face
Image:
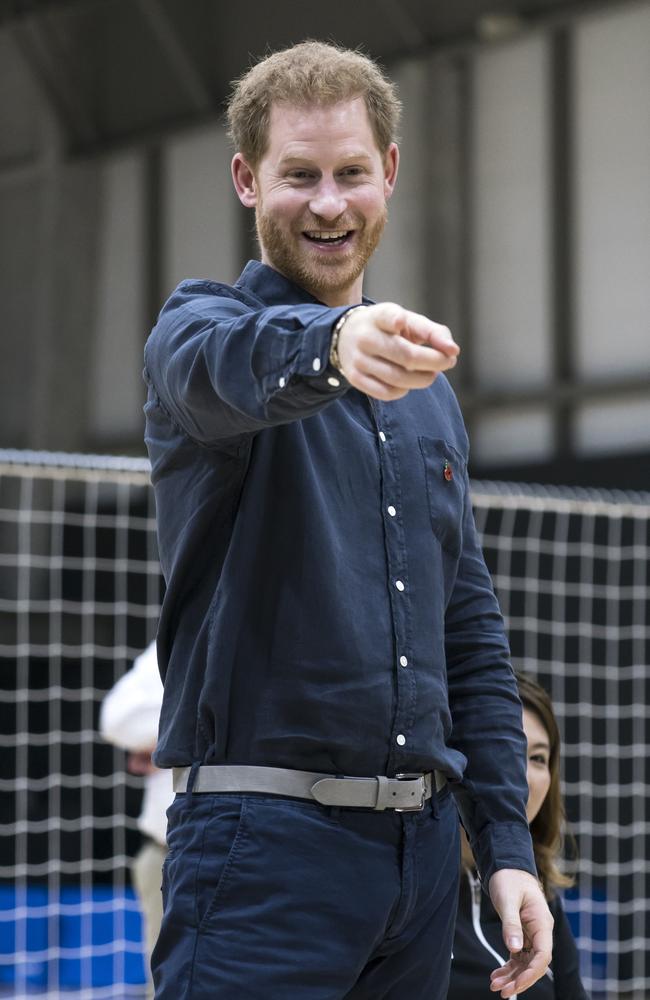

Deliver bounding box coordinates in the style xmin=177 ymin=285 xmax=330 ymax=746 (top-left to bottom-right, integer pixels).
xmin=233 ymin=97 xmax=399 ymax=305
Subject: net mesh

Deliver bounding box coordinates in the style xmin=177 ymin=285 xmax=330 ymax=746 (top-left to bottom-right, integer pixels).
xmin=472 ymin=482 xmax=650 ymax=999
xmin=0 ymin=451 xmax=648 ymax=999
xmin=0 ymin=452 xmax=161 ymax=998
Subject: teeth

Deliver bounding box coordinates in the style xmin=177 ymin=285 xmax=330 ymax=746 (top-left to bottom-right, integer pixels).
xmin=306 ymin=230 xmax=349 ymax=241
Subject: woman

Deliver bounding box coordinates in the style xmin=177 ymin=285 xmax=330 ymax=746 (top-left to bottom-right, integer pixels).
xmin=448 ymin=673 xmax=588 ymax=999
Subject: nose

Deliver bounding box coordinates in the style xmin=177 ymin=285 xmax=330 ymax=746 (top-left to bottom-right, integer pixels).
xmin=308 ymin=178 xmax=347 ymax=222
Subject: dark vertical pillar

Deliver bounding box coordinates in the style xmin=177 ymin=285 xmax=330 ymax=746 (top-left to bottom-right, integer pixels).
xmin=455 ymin=53 xmax=477 ymax=435
xmin=422 ymin=54 xmax=464 ymax=339
xmin=144 ymin=143 xmax=164 ymax=331
xmin=550 ymin=28 xmax=575 ymax=460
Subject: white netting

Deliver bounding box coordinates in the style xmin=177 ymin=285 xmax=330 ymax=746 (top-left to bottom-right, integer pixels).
xmin=0 ymin=452 xmax=161 ymax=999
xmin=472 ymin=481 xmax=650 ymax=999
xmin=0 ymin=451 xmax=648 ymax=998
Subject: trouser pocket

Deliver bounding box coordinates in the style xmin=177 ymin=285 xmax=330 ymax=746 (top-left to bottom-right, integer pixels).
xmin=164 ymin=795 xmax=249 ymax=930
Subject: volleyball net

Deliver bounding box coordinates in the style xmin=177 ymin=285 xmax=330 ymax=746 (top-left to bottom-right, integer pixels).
xmin=0 ymin=450 xmax=648 ymax=998
xmin=472 ymin=481 xmax=649 ymax=999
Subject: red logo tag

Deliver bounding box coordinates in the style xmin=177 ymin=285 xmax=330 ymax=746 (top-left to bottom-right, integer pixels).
xmin=443 ymin=460 xmax=453 ymax=482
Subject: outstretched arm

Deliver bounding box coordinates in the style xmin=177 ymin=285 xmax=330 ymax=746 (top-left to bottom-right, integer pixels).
xmin=145 ymin=291 xmax=459 ymax=444
xmin=145 ymin=288 xmax=358 ymax=443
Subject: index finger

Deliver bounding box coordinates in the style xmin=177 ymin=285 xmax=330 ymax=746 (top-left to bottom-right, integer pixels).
xmin=373 ymin=304 xmax=459 ymax=357
xmin=399 ymin=311 xmax=460 ymax=357
xmin=380 ymin=335 xmax=458 ymax=374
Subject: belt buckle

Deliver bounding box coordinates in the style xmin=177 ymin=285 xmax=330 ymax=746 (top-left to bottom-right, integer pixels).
xmin=394 ymin=773 xmax=426 ymax=812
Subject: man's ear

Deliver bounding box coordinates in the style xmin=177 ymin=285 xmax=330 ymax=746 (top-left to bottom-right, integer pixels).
xmin=232 ymin=154 xmax=258 ymax=207
xmin=383 ymin=143 xmax=399 ymax=200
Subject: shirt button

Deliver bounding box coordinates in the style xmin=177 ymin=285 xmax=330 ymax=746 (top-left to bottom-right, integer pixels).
xmin=399 ymin=655 xmax=408 ymax=667
xmin=278 ymin=376 xmax=286 ymax=388
xmin=395 ymin=580 xmax=405 ymax=592
xmin=396 ymin=734 xmax=406 ymax=746
xmin=327 ymin=376 xmax=340 ymax=387
xmin=379 ymin=431 xmax=386 ymax=443
xmin=312 ymin=357 xmax=322 ymax=372
xmin=387 ymin=505 xmax=396 ymax=517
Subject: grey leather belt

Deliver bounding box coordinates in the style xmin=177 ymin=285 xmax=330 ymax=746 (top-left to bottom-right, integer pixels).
xmin=172 ymin=764 xmax=446 ymax=812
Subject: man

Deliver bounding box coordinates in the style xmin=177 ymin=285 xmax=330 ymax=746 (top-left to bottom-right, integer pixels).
xmin=144 ymin=40 xmax=553 ymax=1000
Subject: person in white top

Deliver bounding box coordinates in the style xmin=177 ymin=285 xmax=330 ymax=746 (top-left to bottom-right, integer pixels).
xmin=100 ymin=641 xmax=172 ymax=997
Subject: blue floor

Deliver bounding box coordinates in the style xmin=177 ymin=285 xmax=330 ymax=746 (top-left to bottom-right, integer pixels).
xmin=0 ymin=884 xmax=147 ymax=993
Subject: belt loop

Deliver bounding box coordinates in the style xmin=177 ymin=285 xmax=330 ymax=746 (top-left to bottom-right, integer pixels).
xmin=430 ymin=782 xmax=440 ymax=820
xmin=186 ymin=762 xmax=201 ymax=795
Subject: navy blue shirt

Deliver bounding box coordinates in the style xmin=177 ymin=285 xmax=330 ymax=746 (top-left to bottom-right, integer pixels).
xmin=143 ymin=260 xmax=536 ymax=885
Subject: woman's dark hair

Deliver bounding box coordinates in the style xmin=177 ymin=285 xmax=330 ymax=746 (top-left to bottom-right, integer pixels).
xmin=516 ymin=671 xmax=575 ymax=899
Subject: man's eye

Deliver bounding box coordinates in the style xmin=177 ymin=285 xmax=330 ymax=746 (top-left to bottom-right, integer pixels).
xmin=289 ymin=170 xmax=312 ymax=180
xmin=342 ymin=167 xmax=363 ymax=177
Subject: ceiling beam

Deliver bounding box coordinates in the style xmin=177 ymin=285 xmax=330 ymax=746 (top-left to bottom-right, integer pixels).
xmin=0 ymin=0 xmax=113 ymax=28
xmin=11 ymin=13 xmax=100 ymax=148
xmin=375 ymin=0 xmax=431 ymax=48
xmin=134 ymin=0 xmax=213 ymax=114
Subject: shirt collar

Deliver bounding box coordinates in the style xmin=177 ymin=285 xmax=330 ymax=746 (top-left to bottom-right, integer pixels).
xmin=234 ymin=260 xmax=374 ymax=308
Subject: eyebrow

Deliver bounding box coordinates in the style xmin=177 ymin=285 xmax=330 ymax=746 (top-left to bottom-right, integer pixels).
xmin=279 ymin=153 xmax=374 ymax=167
xmin=529 ymin=741 xmax=551 ymax=751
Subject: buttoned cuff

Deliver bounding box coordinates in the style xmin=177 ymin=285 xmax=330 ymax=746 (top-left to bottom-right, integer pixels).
xmin=292 ymin=307 xmax=351 ymax=394
xmin=473 ymin=822 xmax=538 ymax=892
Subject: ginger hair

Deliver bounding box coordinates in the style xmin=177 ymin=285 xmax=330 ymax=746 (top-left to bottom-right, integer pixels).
xmin=226 ymin=40 xmax=401 ymax=166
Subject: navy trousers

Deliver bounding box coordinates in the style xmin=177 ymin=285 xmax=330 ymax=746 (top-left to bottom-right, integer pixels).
xmin=152 ymin=783 xmax=460 ymax=999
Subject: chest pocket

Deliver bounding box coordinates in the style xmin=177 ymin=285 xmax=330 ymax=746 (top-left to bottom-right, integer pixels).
xmin=419 ymin=436 xmax=467 ymax=557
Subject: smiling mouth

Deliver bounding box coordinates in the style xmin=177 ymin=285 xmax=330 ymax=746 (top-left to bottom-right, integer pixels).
xmin=302 ymin=229 xmax=354 ymax=247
